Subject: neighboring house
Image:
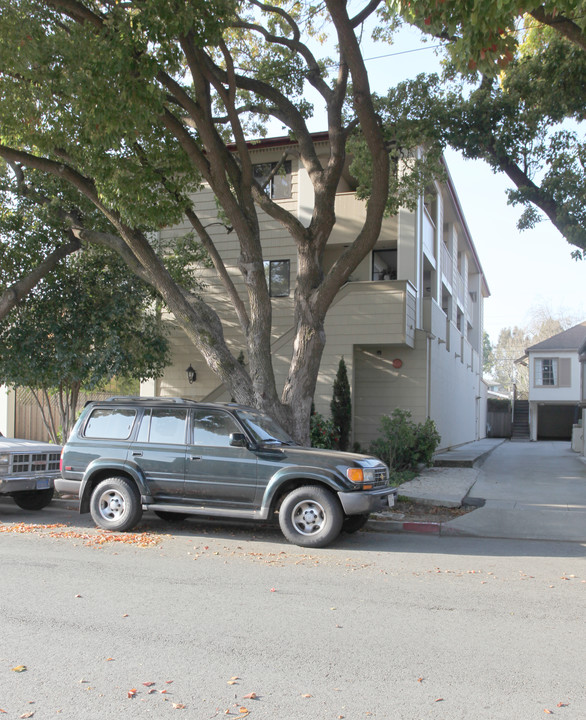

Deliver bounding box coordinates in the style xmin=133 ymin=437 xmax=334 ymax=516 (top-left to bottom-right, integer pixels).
xmin=484 ymin=375 xmax=511 ymax=400
xmin=516 ymin=321 xmax=586 ymax=442
xmin=138 ymin=133 xmax=490 ymax=450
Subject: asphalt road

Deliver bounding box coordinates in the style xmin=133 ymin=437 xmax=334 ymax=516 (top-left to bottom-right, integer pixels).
xmin=1 ymin=499 xmax=585 ymax=720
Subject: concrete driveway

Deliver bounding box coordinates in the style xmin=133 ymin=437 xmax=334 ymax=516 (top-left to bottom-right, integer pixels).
xmin=446 ymin=441 xmax=586 ymax=542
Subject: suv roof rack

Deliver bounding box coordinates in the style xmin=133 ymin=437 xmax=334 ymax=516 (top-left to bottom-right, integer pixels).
xmin=103 ymin=396 xmax=197 ymax=405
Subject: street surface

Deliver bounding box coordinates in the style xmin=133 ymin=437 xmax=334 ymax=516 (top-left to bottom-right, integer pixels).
xmin=1 ymin=499 xmax=585 ymax=720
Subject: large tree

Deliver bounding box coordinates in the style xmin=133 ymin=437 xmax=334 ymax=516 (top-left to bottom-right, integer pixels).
xmin=387 ymin=1 xmax=586 ymax=254
xmin=0 ymin=0 xmax=443 ymax=443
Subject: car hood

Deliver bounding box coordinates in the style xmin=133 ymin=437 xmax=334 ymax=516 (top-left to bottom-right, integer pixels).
xmin=0 ymin=436 xmax=62 ymax=453
xmin=258 ymin=444 xmax=385 ymax=468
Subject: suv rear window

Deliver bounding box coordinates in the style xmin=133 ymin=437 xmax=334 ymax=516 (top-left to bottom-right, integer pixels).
xmin=84 ymin=408 xmax=137 ymax=439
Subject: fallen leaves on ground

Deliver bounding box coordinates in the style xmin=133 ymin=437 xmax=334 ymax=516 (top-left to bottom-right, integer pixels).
xmin=12 ymin=666 xmax=27 ymax=673
xmin=0 ymin=521 xmax=161 ymax=546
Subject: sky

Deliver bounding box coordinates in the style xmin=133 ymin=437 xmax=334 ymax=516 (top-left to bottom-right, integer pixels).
xmin=300 ymin=18 xmax=585 ymax=345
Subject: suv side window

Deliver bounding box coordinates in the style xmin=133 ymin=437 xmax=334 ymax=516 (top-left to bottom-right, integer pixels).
xmin=84 ymin=408 xmax=136 ymax=439
xmin=191 ymin=409 xmax=241 ymax=447
xmin=138 ymin=408 xmax=188 ymax=445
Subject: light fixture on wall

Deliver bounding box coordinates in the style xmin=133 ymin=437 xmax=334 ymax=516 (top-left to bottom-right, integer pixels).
xmin=186 ymin=364 xmax=197 ymax=384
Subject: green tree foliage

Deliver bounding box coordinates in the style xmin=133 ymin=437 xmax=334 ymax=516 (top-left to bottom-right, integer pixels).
xmin=0 ymin=247 xmax=170 ymax=442
xmin=0 ymin=0 xmax=439 ymax=443
xmin=383 ymin=2 xmax=586 ymax=254
xmin=330 ymin=357 xmax=352 ymax=451
xmin=388 ymin=1 xmax=585 ymax=74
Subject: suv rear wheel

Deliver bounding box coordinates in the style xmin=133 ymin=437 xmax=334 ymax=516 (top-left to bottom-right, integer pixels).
xmin=90 ymin=477 xmax=142 ymax=532
xmin=278 ymin=485 xmax=343 ymax=548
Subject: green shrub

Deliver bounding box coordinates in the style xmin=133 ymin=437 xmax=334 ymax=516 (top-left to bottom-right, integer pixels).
xmin=331 ymin=357 xmax=352 ymax=451
xmin=309 ymin=411 xmax=339 ymax=449
xmin=369 ymin=408 xmax=441 ymax=473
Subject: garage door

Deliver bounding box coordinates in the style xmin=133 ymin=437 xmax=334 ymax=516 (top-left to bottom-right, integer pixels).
xmin=537 ymin=405 xmax=577 ymax=440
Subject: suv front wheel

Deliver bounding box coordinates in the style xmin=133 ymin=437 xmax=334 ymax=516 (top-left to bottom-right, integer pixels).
xmin=90 ymin=477 xmax=142 ymax=532
xmin=278 ymin=485 xmax=343 ymax=548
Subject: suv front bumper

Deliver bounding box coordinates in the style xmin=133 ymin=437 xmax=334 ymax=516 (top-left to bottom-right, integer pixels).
xmin=0 ymin=474 xmax=56 ymax=495
xmin=338 ymin=486 xmax=398 ymax=515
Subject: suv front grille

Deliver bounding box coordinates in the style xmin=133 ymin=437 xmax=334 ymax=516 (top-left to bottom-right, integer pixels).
xmin=10 ymin=453 xmax=61 ymax=474
xmin=373 ymin=467 xmax=388 ymax=488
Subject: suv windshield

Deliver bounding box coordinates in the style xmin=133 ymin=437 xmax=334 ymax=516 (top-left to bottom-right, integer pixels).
xmin=236 ymin=409 xmax=296 ymax=446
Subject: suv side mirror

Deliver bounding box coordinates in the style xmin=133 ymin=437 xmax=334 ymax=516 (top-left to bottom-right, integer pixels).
xmin=229 ymin=432 xmax=249 ymax=448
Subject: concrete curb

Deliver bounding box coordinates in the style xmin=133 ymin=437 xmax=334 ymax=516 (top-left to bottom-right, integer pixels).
xmin=366 ymin=517 xmax=470 ymax=536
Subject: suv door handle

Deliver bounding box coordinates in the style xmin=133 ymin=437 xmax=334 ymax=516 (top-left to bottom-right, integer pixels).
xmin=132 ymin=451 xmax=143 ymax=457
xmin=189 ymin=455 xmax=202 ymax=461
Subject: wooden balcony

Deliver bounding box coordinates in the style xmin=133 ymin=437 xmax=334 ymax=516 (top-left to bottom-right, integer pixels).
xmin=325 ymin=280 xmax=417 ymax=348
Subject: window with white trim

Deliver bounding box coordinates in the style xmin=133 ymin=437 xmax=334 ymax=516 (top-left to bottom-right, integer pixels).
xmin=535 ymin=358 xmax=557 ymax=386
xmin=253 ymin=161 xmax=292 ymax=199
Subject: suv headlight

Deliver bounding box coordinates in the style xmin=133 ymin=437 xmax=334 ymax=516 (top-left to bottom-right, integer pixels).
xmin=0 ymin=454 xmax=9 ymax=476
xmin=346 ymin=467 xmax=376 ymax=488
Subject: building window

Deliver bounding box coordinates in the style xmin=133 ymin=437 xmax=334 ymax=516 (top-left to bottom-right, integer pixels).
xmin=535 ymin=358 xmax=558 ymax=387
xmin=264 ymin=259 xmax=290 ymax=297
xmin=253 ymin=161 xmax=292 ymax=199
xmin=372 ymin=249 xmax=397 ymax=280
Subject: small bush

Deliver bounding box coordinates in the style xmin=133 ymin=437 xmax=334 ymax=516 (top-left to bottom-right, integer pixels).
xmin=331 ymin=357 xmax=352 ymax=451
xmin=309 ymin=411 xmax=339 ymax=449
xmin=369 ymin=408 xmax=441 ymax=473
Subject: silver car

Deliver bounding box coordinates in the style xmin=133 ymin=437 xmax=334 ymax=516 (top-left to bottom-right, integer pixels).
xmin=0 ymin=433 xmax=61 ymax=510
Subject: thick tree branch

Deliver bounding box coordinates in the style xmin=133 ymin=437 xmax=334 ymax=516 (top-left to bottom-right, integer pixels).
xmin=0 ymin=240 xmax=80 ymax=321
xmin=530 ymin=7 xmax=586 ymax=50
xmin=350 ymin=0 xmax=384 ymax=28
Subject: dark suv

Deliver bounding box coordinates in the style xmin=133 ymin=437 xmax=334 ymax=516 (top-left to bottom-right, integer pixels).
xmin=57 ymin=397 xmax=396 ymax=548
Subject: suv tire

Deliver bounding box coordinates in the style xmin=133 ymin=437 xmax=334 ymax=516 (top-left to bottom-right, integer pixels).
xmin=12 ymin=488 xmax=55 ymax=511
xmin=90 ymin=477 xmax=142 ymax=532
xmin=278 ymin=485 xmax=343 ymax=548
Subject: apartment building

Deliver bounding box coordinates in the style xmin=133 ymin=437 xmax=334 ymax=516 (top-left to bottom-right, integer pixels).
xmin=141 ymin=134 xmax=490 ymax=450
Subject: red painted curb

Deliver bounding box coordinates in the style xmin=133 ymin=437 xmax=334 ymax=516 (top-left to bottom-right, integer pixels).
xmin=402 ymin=522 xmax=441 ymax=534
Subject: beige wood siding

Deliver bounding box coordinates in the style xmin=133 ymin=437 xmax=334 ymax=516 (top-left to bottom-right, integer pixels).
xmin=559 ymin=357 xmax=571 ymax=387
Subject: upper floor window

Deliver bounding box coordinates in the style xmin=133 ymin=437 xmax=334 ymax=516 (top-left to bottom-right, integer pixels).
xmin=372 ymin=249 xmax=397 ymax=281
xmin=535 ymin=357 xmax=572 ymax=388
xmin=264 ymin=259 xmax=290 ymax=297
xmin=535 ymin=358 xmax=557 ymax=386
xmin=253 ymin=161 xmax=292 ymax=199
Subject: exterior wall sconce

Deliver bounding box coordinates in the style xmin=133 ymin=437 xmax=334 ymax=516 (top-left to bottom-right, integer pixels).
xmin=186 ymin=364 xmax=197 ymax=384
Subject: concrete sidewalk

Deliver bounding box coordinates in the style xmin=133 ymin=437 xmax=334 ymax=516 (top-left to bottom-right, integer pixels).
xmin=370 ymin=439 xmax=586 ymax=543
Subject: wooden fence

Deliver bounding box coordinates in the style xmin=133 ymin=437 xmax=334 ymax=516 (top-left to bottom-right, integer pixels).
xmin=14 ymin=387 xmax=113 ymax=442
